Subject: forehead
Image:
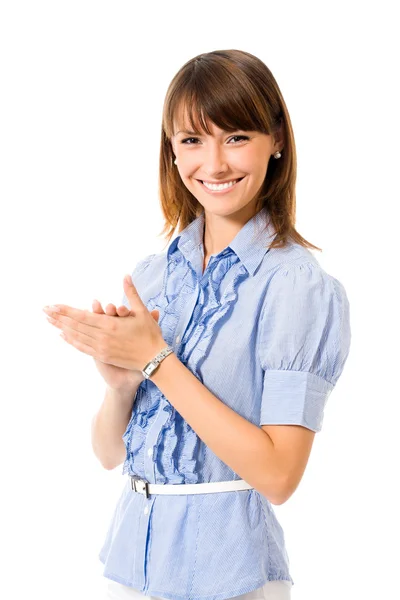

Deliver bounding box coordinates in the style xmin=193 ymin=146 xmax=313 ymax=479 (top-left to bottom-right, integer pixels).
xmin=173 ymin=108 xmax=239 ymax=138
xmin=173 ymin=103 xmax=205 ymax=133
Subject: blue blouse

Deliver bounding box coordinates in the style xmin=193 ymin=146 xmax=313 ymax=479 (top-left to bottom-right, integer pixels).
xmin=98 ymin=206 xmax=351 ymax=600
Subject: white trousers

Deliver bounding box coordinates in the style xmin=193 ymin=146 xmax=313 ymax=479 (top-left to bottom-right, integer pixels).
xmin=103 ymin=578 xmax=292 ymax=599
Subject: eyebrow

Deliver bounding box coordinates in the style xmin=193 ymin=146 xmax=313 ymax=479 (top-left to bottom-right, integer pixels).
xmin=175 ymin=130 xmax=201 ymax=136
xmin=175 ymin=128 xmax=240 ymax=137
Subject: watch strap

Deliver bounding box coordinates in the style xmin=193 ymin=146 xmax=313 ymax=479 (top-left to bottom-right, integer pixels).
xmin=141 ymin=346 xmax=174 ymax=379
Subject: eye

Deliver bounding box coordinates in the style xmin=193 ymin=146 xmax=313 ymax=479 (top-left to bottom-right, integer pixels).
xmin=180 ymin=137 xmax=199 ymax=144
xmin=229 ymin=135 xmax=249 ymax=143
xmin=180 ymin=135 xmax=249 ymax=145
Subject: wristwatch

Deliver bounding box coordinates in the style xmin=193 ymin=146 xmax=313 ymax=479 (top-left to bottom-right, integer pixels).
xmin=141 ymin=345 xmax=174 ymax=379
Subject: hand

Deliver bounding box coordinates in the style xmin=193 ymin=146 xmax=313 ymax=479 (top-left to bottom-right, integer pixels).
xmin=90 ymin=299 xmax=160 ymax=392
xmin=43 ymin=275 xmax=164 ymax=388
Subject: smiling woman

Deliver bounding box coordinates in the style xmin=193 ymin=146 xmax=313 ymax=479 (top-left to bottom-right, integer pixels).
xmin=170 ymin=119 xmax=285 ymax=253
xmin=158 ymin=49 xmax=317 ymax=259
xmin=50 ymin=48 xmax=351 ymax=600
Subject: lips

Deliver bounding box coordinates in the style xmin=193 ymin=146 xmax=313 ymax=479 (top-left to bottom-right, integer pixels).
xmin=198 ymin=177 xmax=245 ymax=184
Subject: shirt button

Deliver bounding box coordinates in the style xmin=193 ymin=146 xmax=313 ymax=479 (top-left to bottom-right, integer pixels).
xmin=176 ymin=335 xmax=180 ymax=343
xmin=144 ymin=506 xmax=149 ymax=515
xmin=147 ymin=448 xmax=153 ymax=456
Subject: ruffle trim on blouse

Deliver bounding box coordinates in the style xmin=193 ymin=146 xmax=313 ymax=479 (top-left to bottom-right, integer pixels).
xmin=122 ymin=382 xmax=156 ymax=478
xmin=181 ymin=253 xmax=248 ymax=379
xmin=123 ymin=246 xmax=251 ymax=484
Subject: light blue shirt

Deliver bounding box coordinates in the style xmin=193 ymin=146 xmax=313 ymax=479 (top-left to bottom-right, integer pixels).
xmin=99 ymin=206 xmax=351 ymax=599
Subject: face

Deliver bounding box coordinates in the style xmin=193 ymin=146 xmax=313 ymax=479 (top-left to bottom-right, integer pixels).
xmin=171 ymin=113 xmax=282 ymax=220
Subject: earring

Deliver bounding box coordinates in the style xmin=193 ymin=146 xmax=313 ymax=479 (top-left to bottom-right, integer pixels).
xmin=174 ymin=158 xmax=177 ymax=165
xmin=273 ymin=151 xmax=281 ymax=159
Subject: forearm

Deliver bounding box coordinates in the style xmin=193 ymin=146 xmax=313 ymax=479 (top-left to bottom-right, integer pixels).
xmin=91 ymin=384 xmax=140 ymax=470
xmin=151 ymin=353 xmax=285 ymax=504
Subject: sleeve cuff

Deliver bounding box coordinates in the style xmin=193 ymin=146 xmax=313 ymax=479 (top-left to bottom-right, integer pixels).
xmin=260 ymin=370 xmax=334 ymax=433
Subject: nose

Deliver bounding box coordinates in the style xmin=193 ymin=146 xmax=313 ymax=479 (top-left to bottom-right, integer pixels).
xmin=202 ymin=142 xmax=229 ymax=177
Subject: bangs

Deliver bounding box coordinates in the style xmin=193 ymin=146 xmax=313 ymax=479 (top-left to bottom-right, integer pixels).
xmin=157 ymin=50 xmax=313 ymax=252
xmin=164 ymin=59 xmax=272 ymax=139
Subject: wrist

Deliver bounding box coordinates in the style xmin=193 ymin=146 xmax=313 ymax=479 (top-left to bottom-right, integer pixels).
xmin=108 ymin=373 xmax=143 ymax=396
xmin=127 ymin=370 xmax=145 ymax=385
xmin=141 ymin=343 xmax=174 ymax=380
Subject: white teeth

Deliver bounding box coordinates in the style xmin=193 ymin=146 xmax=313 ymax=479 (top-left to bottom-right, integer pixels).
xmin=202 ymin=179 xmax=238 ymax=190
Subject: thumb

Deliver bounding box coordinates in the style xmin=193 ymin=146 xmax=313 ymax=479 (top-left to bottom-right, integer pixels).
xmin=123 ymin=275 xmax=146 ymax=310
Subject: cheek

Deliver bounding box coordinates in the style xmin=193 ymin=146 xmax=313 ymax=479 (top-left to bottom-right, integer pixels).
xmin=240 ymin=148 xmax=262 ymax=170
xmin=243 ymin=153 xmax=270 ymax=181
xmin=175 ymin=162 xmax=197 ymax=187
xmin=178 ymin=157 xmax=199 ymax=178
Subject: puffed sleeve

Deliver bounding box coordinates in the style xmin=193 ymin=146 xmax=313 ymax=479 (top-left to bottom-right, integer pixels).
xmin=257 ymin=261 xmax=351 ymax=432
xmin=120 ymin=253 xmax=157 ymax=308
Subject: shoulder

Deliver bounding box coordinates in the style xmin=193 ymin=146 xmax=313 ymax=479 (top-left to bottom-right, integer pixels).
xmin=257 ymin=244 xmax=351 ymax=388
xmin=259 ymin=242 xmax=350 ymax=331
xmin=131 ymin=251 xmax=169 ymax=280
xmin=264 ymin=242 xmax=347 ymax=295
xmin=264 ymin=240 xmax=320 ymax=272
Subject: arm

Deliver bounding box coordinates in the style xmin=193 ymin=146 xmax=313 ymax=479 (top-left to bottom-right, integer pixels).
xmin=92 ymin=255 xmax=156 ymax=470
xmin=150 ymin=353 xmax=287 ymax=505
xmin=261 ymin=423 xmax=316 ymax=503
xmin=91 ymin=383 xmax=140 ymax=470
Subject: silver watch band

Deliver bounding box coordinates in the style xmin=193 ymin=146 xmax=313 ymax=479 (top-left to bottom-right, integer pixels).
xmin=141 ymin=345 xmax=174 ymax=379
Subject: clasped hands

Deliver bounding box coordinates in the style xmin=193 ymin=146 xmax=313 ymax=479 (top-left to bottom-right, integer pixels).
xmin=43 ymin=274 xmax=166 ymax=372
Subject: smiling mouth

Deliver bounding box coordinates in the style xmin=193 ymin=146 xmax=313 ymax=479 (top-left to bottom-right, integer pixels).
xmin=197 ymin=177 xmax=245 ymax=185
xmin=196 ymin=177 xmax=245 ymax=193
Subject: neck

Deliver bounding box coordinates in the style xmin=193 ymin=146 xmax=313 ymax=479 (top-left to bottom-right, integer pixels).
xmin=202 ymin=204 xmax=260 ymax=257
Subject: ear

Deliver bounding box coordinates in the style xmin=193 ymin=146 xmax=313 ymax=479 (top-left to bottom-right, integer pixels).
xmin=272 ymin=121 xmax=284 ymax=153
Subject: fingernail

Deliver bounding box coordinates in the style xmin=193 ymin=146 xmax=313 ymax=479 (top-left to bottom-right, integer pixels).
xmin=43 ymin=305 xmax=60 ymax=313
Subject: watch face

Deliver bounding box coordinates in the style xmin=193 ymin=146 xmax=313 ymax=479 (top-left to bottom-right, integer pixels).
xmin=145 ymin=362 xmax=156 ymax=376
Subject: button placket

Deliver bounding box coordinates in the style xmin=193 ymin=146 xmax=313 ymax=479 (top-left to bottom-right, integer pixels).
xmin=173 ymin=280 xmax=200 ymax=353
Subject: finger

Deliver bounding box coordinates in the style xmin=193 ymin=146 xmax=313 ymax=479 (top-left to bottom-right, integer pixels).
xmin=92 ymin=300 xmax=118 ymax=318
xmin=123 ymin=278 xmax=146 ymax=313
xmin=43 ymin=304 xmax=104 ymax=330
xmin=116 ymin=305 xmax=130 ymax=317
xmin=59 ymin=328 xmax=98 ymax=358
xmin=92 ymin=299 xmax=105 ymax=314
xmin=45 ymin=310 xmax=105 ymax=340
xmin=105 ymin=303 xmax=118 ymax=316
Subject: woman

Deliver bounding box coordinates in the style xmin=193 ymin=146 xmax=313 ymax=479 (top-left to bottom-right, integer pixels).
xmin=44 ymin=49 xmax=351 ymax=599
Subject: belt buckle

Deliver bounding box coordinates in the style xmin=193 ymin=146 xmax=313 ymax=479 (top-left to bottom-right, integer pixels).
xmin=131 ymin=476 xmax=149 ymax=499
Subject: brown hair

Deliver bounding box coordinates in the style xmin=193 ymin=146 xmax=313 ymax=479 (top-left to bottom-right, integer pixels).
xmin=157 ymin=49 xmax=322 ymax=252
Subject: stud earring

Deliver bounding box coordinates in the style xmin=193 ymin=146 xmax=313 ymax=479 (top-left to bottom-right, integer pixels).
xmin=273 ymin=151 xmax=281 ymax=159
xmin=174 ymin=158 xmax=177 ymax=165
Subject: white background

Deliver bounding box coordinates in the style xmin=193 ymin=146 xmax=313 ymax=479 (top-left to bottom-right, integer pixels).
xmin=1 ymin=2 xmax=399 ymax=599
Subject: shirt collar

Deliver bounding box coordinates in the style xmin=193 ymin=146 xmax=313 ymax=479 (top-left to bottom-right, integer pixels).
xmin=167 ymin=206 xmax=277 ymax=277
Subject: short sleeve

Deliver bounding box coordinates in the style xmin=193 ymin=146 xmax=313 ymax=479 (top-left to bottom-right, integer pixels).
xmin=257 ymin=261 xmax=351 ymax=432
xmin=120 ymin=253 xmax=157 ymax=308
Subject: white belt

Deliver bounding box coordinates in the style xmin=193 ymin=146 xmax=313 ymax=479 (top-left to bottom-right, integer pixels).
xmin=130 ymin=476 xmax=254 ymax=499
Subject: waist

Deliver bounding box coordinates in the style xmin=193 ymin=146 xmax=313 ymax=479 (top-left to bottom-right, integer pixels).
xmin=130 ymin=476 xmax=254 ymax=498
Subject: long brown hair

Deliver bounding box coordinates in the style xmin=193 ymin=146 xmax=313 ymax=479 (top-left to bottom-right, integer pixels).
xmin=157 ymin=49 xmax=322 ymax=252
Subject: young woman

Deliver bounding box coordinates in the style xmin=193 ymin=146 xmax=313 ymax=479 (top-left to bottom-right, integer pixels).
xmin=44 ymin=49 xmax=351 ymax=600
